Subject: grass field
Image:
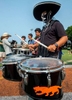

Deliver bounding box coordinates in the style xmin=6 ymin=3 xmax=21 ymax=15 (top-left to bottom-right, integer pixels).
xmin=0 ymin=50 xmax=72 ymax=66
xmin=62 ymin=49 xmax=72 ymax=64
xmin=0 ymin=63 xmax=2 ymax=67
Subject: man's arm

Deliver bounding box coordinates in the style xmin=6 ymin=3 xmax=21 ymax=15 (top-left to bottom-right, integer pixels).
xmin=47 ymin=36 xmax=68 ymax=52
xmin=47 ymin=21 xmax=68 ymax=52
xmin=56 ymin=36 xmax=68 ymax=47
xmin=4 ymin=39 xmax=11 ymax=47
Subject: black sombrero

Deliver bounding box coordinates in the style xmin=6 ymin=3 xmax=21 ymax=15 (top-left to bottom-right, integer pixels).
xmin=33 ymin=1 xmax=61 ymax=21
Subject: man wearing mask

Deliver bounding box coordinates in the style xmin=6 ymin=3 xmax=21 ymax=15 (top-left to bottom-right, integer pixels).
xmin=28 ymin=1 xmax=68 ymax=100
xmin=33 ymin=1 xmax=68 ymax=58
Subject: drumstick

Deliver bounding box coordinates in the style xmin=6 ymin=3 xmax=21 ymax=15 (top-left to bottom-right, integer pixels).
xmin=32 ymin=38 xmax=48 ymax=49
xmin=15 ymin=34 xmax=28 ymax=45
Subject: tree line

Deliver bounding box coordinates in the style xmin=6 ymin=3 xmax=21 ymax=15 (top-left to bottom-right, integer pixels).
xmin=65 ymin=26 xmax=72 ymax=49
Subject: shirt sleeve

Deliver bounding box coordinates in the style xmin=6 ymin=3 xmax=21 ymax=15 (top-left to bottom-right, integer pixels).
xmin=55 ymin=21 xmax=67 ymax=39
xmin=4 ymin=39 xmax=11 ymax=47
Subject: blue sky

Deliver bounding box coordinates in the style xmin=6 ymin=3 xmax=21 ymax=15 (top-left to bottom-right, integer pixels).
xmin=0 ymin=0 xmax=72 ymax=43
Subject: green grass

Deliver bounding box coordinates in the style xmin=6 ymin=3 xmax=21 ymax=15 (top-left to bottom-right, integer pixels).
xmin=65 ymin=62 xmax=72 ymax=65
xmin=0 ymin=63 xmax=2 ymax=67
xmin=0 ymin=50 xmax=72 ymax=66
xmin=62 ymin=50 xmax=72 ymax=62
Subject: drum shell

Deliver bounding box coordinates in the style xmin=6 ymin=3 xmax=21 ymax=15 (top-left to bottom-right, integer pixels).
xmin=2 ymin=54 xmax=34 ymax=81
xmin=19 ymin=57 xmax=64 ymax=100
xmin=2 ymin=63 xmax=22 ymax=81
xmin=21 ymin=70 xmax=63 ymax=100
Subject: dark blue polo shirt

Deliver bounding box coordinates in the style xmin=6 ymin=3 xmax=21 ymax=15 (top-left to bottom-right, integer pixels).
xmin=38 ymin=20 xmax=67 ymax=57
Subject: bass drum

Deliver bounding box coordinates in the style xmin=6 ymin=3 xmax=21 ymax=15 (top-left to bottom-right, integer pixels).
xmin=18 ymin=57 xmax=65 ymax=100
xmin=2 ymin=54 xmax=33 ymax=81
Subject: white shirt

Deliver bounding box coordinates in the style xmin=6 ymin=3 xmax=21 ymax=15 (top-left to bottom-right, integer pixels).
xmin=2 ymin=38 xmax=12 ymax=55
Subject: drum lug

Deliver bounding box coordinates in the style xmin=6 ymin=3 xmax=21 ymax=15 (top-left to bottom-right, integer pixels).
xmin=24 ymin=72 xmax=28 ymax=85
xmin=61 ymin=69 xmax=66 ymax=80
xmin=2 ymin=66 xmax=5 ymax=76
xmin=47 ymin=74 xmax=51 ymax=87
xmin=16 ymin=65 xmax=19 ymax=71
xmin=2 ymin=66 xmax=5 ymax=70
xmin=18 ymin=69 xmax=24 ymax=78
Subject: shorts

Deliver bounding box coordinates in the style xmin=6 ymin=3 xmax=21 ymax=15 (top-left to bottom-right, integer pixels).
xmin=0 ymin=52 xmax=6 ymax=57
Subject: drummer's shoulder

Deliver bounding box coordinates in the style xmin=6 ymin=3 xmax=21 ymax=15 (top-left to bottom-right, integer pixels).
xmin=53 ymin=20 xmax=64 ymax=27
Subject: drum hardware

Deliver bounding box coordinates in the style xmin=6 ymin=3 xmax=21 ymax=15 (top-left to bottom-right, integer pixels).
xmin=17 ymin=64 xmax=24 ymax=78
xmin=2 ymin=66 xmax=5 ymax=75
xmin=47 ymin=67 xmax=51 ymax=87
xmin=24 ymin=72 xmax=28 ymax=85
xmin=18 ymin=69 xmax=24 ymax=78
xmin=47 ymin=73 xmax=51 ymax=87
xmin=61 ymin=69 xmax=66 ymax=80
xmin=39 ymin=55 xmax=42 ymax=58
xmin=2 ymin=65 xmax=5 ymax=70
xmin=18 ymin=67 xmax=28 ymax=85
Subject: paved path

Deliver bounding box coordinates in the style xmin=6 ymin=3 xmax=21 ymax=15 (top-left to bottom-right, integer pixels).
xmin=0 ymin=93 xmax=72 ymax=100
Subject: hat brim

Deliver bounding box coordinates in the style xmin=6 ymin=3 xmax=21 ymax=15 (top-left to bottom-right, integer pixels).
xmin=2 ymin=35 xmax=11 ymax=37
xmin=33 ymin=1 xmax=61 ymax=21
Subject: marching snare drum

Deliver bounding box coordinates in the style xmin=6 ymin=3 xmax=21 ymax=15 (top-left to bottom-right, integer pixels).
xmin=18 ymin=57 xmax=65 ymax=100
xmin=12 ymin=48 xmax=18 ymax=54
xmin=2 ymin=54 xmax=30 ymax=81
xmin=17 ymin=48 xmax=30 ymax=55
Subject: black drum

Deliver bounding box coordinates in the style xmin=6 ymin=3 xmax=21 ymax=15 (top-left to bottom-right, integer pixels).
xmin=12 ymin=48 xmax=18 ymax=54
xmin=18 ymin=57 xmax=65 ymax=100
xmin=2 ymin=54 xmax=31 ymax=81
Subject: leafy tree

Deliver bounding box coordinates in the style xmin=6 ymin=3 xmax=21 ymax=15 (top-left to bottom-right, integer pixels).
xmin=66 ymin=26 xmax=72 ymax=41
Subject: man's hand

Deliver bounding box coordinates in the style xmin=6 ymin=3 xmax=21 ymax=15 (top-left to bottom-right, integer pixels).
xmin=28 ymin=44 xmax=34 ymax=51
xmin=47 ymin=44 xmax=57 ymax=52
xmin=28 ymin=44 xmax=35 ymax=48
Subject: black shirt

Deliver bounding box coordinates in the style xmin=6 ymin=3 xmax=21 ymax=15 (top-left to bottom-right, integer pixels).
xmin=38 ymin=20 xmax=67 ymax=57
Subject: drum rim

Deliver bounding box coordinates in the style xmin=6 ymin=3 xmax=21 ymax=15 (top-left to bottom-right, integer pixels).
xmin=2 ymin=62 xmax=17 ymax=65
xmin=2 ymin=54 xmax=31 ymax=64
xmin=19 ymin=57 xmax=63 ymax=73
xmin=19 ymin=65 xmax=64 ymax=73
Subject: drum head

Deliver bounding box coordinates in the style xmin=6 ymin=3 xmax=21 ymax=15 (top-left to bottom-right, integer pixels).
xmin=20 ymin=57 xmax=63 ymax=73
xmin=2 ymin=54 xmax=31 ymax=64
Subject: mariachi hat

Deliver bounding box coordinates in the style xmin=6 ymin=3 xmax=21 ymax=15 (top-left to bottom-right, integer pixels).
xmin=2 ymin=32 xmax=11 ymax=37
xmin=33 ymin=1 xmax=61 ymax=21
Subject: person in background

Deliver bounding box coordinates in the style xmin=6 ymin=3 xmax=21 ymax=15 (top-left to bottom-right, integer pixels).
xmin=28 ymin=33 xmax=35 ymax=44
xmin=21 ymin=35 xmax=28 ymax=49
xmin=11 ymin=40 xmax=17 ymax=48
xmin=28 ymin=28 xmax=41 ymax=56
xmin=21 ymin=36 xmax=26 ymax=45
xmin=1 ymin=32 xmax=13 ymax=56
xmin=0 ymin=37 xmax=6 ymax=62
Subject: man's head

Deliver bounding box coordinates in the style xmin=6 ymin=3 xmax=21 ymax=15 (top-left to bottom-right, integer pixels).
xmin=41 ymin=10 xmax=52 ymax=23
xmin=21 ymin=36 xmax=26 ymax=40
xmin=33 ymin=1 xmax=61 ymax=22
xmin=34 ymin=28 xmax=41 ymax=38
xmin=28 ymin=33 xmax=33 ymax=40
xmin=2 ymin=32 xmax=11 ymax=39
